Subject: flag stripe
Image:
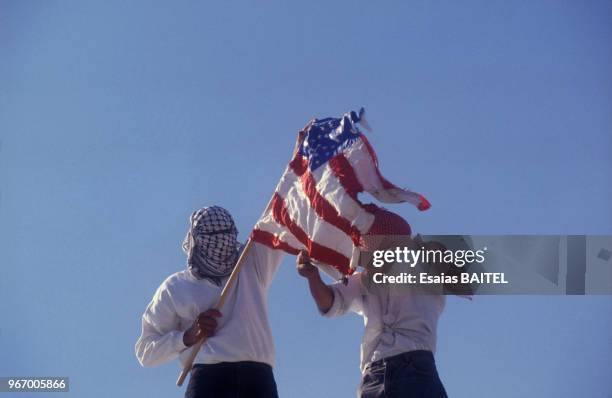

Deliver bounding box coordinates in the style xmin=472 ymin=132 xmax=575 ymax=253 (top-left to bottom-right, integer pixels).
xmin=346 ymin=137 xmax=428 ymax=207
xmin=289 ymin=155 xmax=362 ymax=245
xmin=360 ymin=134 xmax=395 ymax=190
xmin=250 ymin=229 xmax=300 ymax=255
xmin=360 ymin=134 xmax=431 ymax=209
xmin=270 ymin=192 xmax=351 ymax=274
xmin=254 ymin=214 xmax=305 ymax=252
xmin=329 ymin=154 xmax=365 ymax=201
xmin=312 ymin=161 xmax=376 ymax=234
xmin=344 ymin=139 xmax=384 ymax=195
xmin=271 ymin=165 xmax=356 ymax=256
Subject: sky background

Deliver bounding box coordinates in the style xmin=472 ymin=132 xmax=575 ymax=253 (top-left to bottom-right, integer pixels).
xmin=1 ymin=1 xmax=612 ymax=397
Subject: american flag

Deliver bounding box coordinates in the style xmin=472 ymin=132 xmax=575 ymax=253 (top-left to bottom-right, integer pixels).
xmin=251 ymin=108 xmax=430 ymax=277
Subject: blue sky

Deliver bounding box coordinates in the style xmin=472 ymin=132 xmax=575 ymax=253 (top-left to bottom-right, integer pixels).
xmin=1 ymin=1 xmax=611 ymax=397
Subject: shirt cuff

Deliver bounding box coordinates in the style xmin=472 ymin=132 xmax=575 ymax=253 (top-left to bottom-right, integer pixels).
xmin=319 ymin=287 xmax=342 ymax=318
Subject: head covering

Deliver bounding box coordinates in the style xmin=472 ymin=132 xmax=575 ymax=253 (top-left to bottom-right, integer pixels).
xmin=359 ymin=206 xmax=412 ymax=252
xmin=366 ymin=207 xmax=412 ymax=236
xmin=182 ymin=206 xmax=241 ymax=285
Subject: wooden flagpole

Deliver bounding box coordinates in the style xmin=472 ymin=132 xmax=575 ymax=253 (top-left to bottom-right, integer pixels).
xmin=176 ymin=121 xmax=312 ymax=387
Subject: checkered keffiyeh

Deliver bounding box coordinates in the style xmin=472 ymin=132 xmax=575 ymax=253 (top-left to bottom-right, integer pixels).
xmin=182 ymin=206 xmax=241 ymax=285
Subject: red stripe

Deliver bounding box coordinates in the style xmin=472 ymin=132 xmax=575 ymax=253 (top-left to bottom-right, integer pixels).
xmin=329 ymin=154 xmax=363 ymax=200
xmin=417 ymin=195 xmax=431 ymax=211
xmin=361 ymin=134 xmax=396 ymax=190
xmin=362 ymin=135 xmax=431 ymax=210
xmin=250 ymin=229 xmax=300 ymax=255
xmin=269 ymin=192 xmax=352 ymax=275
xmin=289 ymin=158 xmax=362 ymax=245
xmin=329 ymin=154 xmax=377 ymax=215
xmin=289 ymin=153 xmax=308 ymax=176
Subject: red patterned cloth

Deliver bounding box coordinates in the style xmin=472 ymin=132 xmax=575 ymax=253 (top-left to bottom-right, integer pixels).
xmin=358 ymin=205 xmax=412 ymax=252
xmin=365 ymin=205 xmax=412 ymax=236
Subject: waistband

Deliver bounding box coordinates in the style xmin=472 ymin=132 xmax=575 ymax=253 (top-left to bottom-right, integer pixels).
xmin=368 ymin=350 xmax=434 ymax=369
xmin=192 ymin=361 xmax=272 ymax=371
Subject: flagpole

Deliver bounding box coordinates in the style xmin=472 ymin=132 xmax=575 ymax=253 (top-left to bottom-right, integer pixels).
xmin=176 ymin=121 xmax=313 ymax=387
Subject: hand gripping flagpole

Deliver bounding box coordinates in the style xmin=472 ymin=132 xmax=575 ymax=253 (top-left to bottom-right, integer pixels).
xmin=176 ymin=121 xmax=313 ymax=387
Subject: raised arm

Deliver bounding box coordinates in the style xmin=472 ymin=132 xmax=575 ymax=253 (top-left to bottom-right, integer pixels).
xmin=296 ymin=251 xmax=334 ymax=313
xmin=295 ymin=251 xmax=366 ymax=317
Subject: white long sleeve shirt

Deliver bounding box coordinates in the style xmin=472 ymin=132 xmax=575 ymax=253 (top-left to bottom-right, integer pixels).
xmin=323 ymin=271 xmax=446 ymax=373
xmin=135 ymin=242 xmax=284 ymax=368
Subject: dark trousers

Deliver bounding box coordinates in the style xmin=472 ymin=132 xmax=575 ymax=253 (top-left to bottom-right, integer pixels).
xmin=359 ymin=350 xmax=448 ymax=398
xmin=185 ymin=361 xmax=278 ymax=398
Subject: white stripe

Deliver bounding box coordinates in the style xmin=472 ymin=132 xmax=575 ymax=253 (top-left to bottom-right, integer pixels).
xmin=255 ymin=209 xmax=305 ymax=252
xmin=255 ymin=214 xmax=347 ymax=280
xmin=345 ymin=138 xmax=422 ymax=205
xmin=311 ymin=162 xmax=375 ymax=234
xmin=257 ymin=168 xmax=356 ymax=259
xmin=280 ymin=170 xmax=356 ymax=258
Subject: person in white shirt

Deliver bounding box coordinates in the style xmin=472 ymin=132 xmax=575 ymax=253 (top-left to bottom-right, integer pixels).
xmin=135 ymin=205 xmax=284 ymax=398
xmin=296 ymin=207 xmax=471 ymax=398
